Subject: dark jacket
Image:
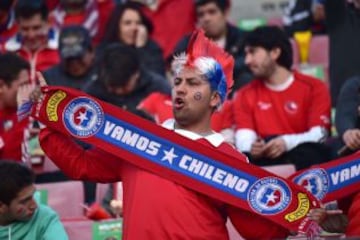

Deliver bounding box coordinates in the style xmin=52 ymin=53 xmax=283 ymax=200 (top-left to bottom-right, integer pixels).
xmin=97 ymin=39 xmax=166 ymax=76
xmin=171 ymin=24 xmax=252 ymax=97
xmin=43 ymin=64 xmax=98 ymax=91
xmin=84 ymin=68 xmax=171 ymax=110
xmin=335 ymin=75 xmax=360 ymax=137
xmin=324 ymin=0 xmax=360 ymax=105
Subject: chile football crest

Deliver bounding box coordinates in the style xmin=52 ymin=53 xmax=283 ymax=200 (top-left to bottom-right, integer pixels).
xmin=248 ymin=177 xmax=291 ymax=215
xmin=293 ymin=168 xmax=329 ymax=200
xmin=63 ymin=97 xmax=104 ymax=138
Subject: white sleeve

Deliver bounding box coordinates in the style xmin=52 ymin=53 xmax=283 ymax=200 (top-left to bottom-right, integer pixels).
xmin=235 ymin=128 xmax=257 ymax=152
xmin=219 ymin=128 xmax=235 ymax=145
xmin=281 ymin=126 xmax=328 ymax=151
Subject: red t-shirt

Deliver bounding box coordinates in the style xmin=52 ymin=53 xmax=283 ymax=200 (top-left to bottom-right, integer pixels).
xmin=138 ymin=92 xmax=233 ymax=131
xmin=0 ymin=108 xmax=28 ymax=161
xmin=141 ymin=0 xmax=195 ymax=58
xmin=233 ymin=72 xmax=331 ymax=138
xmin=39 ymin=128 xmax=287 ymax=239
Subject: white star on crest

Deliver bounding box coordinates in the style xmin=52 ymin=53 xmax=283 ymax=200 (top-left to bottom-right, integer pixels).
xmin=76 ymin=111 xmax=88 ymax=123
xmin=304 ymin=182 xmax=314 ymax=193
xmin=266 ymin=191 xmax=279 ymax=204
xmin=161 ymin=148 xmax=178 ymax=164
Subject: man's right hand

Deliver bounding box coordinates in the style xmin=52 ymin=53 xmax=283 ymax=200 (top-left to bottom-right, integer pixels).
xmin=250 ymin=138 xmax=265 ymax=159
xmin=343 ymin=129 xmax=360 ymax=150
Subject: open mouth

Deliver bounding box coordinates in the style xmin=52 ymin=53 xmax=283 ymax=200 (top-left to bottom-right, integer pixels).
xmin=174 ymin=97 xmax=185 ymax=110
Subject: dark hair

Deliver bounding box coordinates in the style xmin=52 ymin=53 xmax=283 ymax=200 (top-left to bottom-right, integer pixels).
xmin=102 ymin=2 xmax=153 ymax=44
xmin=0 ymin=52 xmax=30 ymax=86
xmin=244 ymin=26 xmax=293 ymax=70
xmin=0 ymin=0 xmax=14 ymax=11
xmin=195 ymin=0 xmax=230 ymax=12
xmin=99 ymin=43 xmax=140 ymax=88
xmin=15 ymin=0 xmax=48 ymax=21
xmin=0 ymin=161 xmax=35 ymax=205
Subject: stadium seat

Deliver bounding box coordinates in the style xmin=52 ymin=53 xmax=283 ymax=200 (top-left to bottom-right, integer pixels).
xmin=63 ymin=219 xmax=93 ymax=240
xmin=309 ymin=35 xmax=329 ymax=66
xmin=36 ymin=181 xmax=85 ymax=219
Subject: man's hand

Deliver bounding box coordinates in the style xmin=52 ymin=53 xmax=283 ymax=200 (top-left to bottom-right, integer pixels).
xmin=263 ymin=137 xmax=287 ymax=159
xmin=343 ymin=129 xmax=360 ymax=150
xmin=308 ymin=208 xmax=347 ymax=233
xmin=250 ymin=138 xmax=265 ymax=159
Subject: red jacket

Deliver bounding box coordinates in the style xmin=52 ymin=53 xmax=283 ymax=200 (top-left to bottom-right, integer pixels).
xmin=4 ymin=29 xmax=60 ymax=81
xmin=0 ymin=108 xmax=28 ymax=162
xmin=39 ymin=127 xmax=288 ymax=240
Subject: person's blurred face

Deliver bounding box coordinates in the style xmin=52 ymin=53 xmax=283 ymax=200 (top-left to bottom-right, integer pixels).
xmin=244 ymin=46 xmax=277 ymax=80
xmin=118 ymin=9 xmax=141 ymax=45
xmin=17 ymin=14 xmax=49 ymax=51
xmin=196 ymin=2 xmax=227 ymax=39
xmin=0 ymin=69 xmax=29 ymax=108
xmin=172 ymin=67 xmax=219 ymax=128
xmin=64 ymin=51 xmax=94 ymax=77
xmin=107 ymin=72 xmax=140 ymax=96
xmin=0 ymin=185 xmax=37 ymax=225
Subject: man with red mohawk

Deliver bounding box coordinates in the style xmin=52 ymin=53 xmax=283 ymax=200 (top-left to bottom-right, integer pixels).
xmin=22 ymin=30 xmax=289 ymax=239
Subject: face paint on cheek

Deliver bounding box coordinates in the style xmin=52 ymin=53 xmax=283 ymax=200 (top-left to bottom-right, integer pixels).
xmin=16 ymin=206 xmax=26 ymax=216
xmin=194 ymin=92 xmax=202 ymax=101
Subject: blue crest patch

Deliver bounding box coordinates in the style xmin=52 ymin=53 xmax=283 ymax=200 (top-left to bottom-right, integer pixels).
xmin=248 ymin=177 xmax=292 ymax=215
xmin=294 ymin=168 xmax=329 ymax=201
xmin=63 ymin=97 xmax=104 ymax=138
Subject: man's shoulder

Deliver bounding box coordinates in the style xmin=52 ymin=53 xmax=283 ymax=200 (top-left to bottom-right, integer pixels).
xmin=35 ymin=205 xmax=59 ymax=220
xmin=217 ymin=142 xmax=249 ymax=163
xmin=293 ymin=71 xmax=327 ymax=89
xmin=234 ymin=80 xmax=260 ymax=98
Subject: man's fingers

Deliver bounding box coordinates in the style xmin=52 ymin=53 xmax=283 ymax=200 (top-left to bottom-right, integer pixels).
xmin=326 ymin=209 xmax=343 ymax=215
xmin=36 ymin=71 xmax=48 ymax=87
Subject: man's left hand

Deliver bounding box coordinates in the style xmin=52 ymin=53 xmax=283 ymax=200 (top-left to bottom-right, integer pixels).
xmin=263 ymin=137 xmax=287 ymax=159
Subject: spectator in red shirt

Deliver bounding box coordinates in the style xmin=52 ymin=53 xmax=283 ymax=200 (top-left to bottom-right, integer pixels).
xmin=0 ymin=52 xmax=30 ymax=162
xmin=25 ymin=30 xmax=288 ymax=240
xmin=51 ymin=0 xmax=114 ymax=45
xmin=138 ymin=92 xmax=235 ymax=144
xmin=0 ymin=0 xmax=17 ymax=44
xmin=4 ymin=0 xmax=60 ymax=82
xmin=132 ymin=0 xmax=196 ymax=59
xmin=233 ymin=26 xmax=332 ymax=170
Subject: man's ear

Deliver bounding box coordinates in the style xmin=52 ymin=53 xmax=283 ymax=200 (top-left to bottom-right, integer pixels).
xmin=0 ymin=79 xmax=6 ymax=95
xmin=270 ymin=47 xmax=281 ymax=61
xmin=210 ymin=92 xmax=221 ymax=108
xmin=0 ymin=201 xmax=8 ymax=214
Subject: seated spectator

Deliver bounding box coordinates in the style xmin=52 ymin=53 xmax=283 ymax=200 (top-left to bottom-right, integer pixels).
xmin=0 ymin=52 xmax=30 ymax=162
xmin=0 ymin=0 xmax=17 ymax=44
xmin=173 ymin=0 xmax=251 ymax=96
xmin=100 ymin=2 xmax=165 ymax=76
xmin=0 ymin=160 xmax=68 ymax=239
xmin=44 ymin=25 xmax=97 ymax=90
xmin=51 ymin=0 xmax=114 ymax=45
xmin=131 ymin=0 xmax=196 ymax=59
xmin=233 ymin=26 xmax=331 ymax=170
xmin=4 ymin=0 xmax=60 ymax=81
xmin=85 ymin=43 xmax=170 ymax=111
xmin=332 ymin=75 xmax=360 ymax=157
